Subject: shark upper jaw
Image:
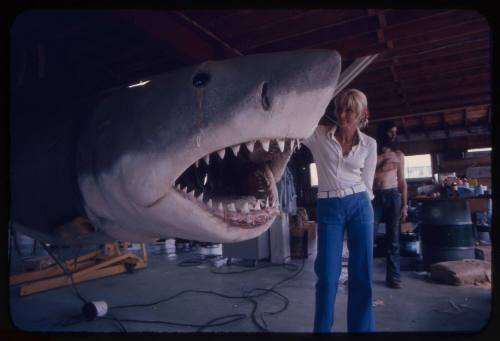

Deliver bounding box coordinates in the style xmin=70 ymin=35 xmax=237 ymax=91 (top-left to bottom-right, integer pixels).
xmin=145 ymin=136 xmax=301 ymax=231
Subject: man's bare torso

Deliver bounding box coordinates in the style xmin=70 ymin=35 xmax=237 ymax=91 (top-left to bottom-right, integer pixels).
xmin=374 ymin=149 xmax=403 ymax=190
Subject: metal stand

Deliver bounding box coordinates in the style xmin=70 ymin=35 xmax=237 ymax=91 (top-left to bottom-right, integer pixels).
xmin=10 ymin=242 xmax=147 ymax=296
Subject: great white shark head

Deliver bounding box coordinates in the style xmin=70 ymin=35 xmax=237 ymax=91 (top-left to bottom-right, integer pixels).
xmin=77 ymin=49 xmax=341 ymax=243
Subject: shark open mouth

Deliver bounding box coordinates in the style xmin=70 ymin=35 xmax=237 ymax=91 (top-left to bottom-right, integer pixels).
xmin=169 ymin=138 xmax=301 ymax=229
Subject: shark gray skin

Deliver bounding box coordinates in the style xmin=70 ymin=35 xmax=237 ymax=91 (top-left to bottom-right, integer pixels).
xmin=11 ymin=49 xmax=341 ymax=245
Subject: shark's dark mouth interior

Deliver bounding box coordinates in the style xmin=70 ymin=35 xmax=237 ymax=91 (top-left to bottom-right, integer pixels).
xmin=173 ymin=138 xmax=299 ymax=228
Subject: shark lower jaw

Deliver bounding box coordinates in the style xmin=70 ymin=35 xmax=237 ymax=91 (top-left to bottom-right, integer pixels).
xmin=147 ymin=137 xmax=301 ymax=229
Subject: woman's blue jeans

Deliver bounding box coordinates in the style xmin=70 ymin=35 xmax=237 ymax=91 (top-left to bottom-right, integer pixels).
xmin=314 ymin=191 xmax=375 ymax=333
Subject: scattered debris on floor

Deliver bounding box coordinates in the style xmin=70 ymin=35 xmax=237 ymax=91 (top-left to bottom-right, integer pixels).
xmin=372 ymin=299 xmax=384 ymax=307
xmin=433 ymin=298 xmax=473 ymax=314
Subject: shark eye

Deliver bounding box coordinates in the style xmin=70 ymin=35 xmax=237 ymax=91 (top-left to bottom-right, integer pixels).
xmin=192 ymin=72 xmax=211 ymax=87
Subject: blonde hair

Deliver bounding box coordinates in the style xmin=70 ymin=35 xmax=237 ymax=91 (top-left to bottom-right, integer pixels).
xmin=334 ymin=88 xmax=369 ymax=128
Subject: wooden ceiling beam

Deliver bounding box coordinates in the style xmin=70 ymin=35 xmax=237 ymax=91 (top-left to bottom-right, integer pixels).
xmin=369 ymin=104 xmax=490 ymax=123
xmin=400 ymin=133 xmax=491 ymax=156
xmin=420 ymin=116 xmax=430 ymax=138
xmin=395 ymin=56 xmax=490 ymax=81
xmin=465 ymin=108 xmax=473 ymax=133
xmin=373 ymin=95 xmax=491 ymax=118
xmin=112 ymin=10 xmax=241 ymax=64
xmin=243 ymin=15 xmax=380 ymax=53
xmin=400 ymin=117 xmax=411 ymax=140
xmin=383 ymin=10 xmax=483 ymax=41
xmin=218 ymin=10 xmax=358 ymax=40
xmin=443 ymin=112 xmax=450 ymax=137
xmin=359 ymin=72 xmax=490 ymax=100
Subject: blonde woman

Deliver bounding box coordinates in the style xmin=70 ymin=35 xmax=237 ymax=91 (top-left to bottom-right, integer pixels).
xmin=303 ymin=88 xmax=377 ymax=332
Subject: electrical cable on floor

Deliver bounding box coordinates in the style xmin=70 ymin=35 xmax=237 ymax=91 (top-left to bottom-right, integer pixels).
xmin=39 ymin=242 xmax=89 ymax=305
xmin=46 ymin=241 xmax=307 ymax=332
xmin=101 ymin=254 xmax=306 ymax=332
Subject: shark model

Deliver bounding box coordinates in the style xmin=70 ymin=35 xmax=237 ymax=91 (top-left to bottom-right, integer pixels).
xmin=10 ymin=49 xmax=341 ymax=245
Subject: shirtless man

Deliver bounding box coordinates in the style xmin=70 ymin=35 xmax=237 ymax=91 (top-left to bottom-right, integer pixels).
xmin=372 ymin=121 xmax=407 ymax=289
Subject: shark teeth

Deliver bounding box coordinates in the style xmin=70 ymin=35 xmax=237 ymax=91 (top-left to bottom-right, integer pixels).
xmin=246 ymin=141 xmax=255 ymax=152
xmin=277 ymin=139 xmax=285 ymax=152
xmin=172 ymin=183 xmax=280 ymax=227
xmin=217 ymin=148 xmax=226 ymax=159
xmin=241 ymin=202 xmax=250 ymax=214
xmin=254 ymin=200 xmax=261 ymax=211
xmin=231 ymin=144 xmax=240 ymax=155
xmin=192 ymin=138 xmax=301 ymax=169
xmin=260 ymin=139 xmax=270 ymax=152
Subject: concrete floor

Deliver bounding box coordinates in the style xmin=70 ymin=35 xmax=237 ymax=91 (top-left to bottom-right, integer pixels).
xmin=8 ymin=239 xmax=493 ymax=334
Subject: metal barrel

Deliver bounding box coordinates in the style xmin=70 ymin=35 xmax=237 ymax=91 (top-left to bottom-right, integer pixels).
xmin=418 ymin=199 xmax=474 ymax=269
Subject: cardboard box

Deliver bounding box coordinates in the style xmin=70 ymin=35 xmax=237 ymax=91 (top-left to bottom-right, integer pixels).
xmin=468 ymin=197 xmax=490 ymax=213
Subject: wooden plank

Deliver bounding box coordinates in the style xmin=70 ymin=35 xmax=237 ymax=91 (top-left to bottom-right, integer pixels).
xmin=227 ymin=9 xmax=366 ymax=48
xmin=360 ymin=72 xmax=490 ymax=100
xmin=19 ymin=262 xmax=146 ymax=296
xmin=243 ymin=15 xmax=380 ymax=53
xmin=211 ymin=9 xmax=312 ymax=38
xmin=112 ymin=11 xmax=240 ymax=64
xmin=400 ymin=133 xmax=491 ymax=155
xmin=400 ymin=71 xmax=491 ymax=90
xmin=395 ymin=56 xmax=490 ymax=81
xmin=394 ymin=41 xmax=490 ymax=67
xmin=179 ymin=10 xmax=238 ymax=27
xmin=383 ymin=9 xmax=450 ymax=26
xmin=373 ymin=95 xmax=491 ymax=118
xmin=405 ymin=85 xmax=491 ymax=105
xmin=75 ymin=253 xmax=130 ymax=277
xmin=10 ymin=259 xmax=95 ymax=286
xmin=393 ymin=21 xmax=489 ymax=52
xmin=309 ymin=31 xmax=380 ymax=51
xmin=384 ymin=10 xmax=483 ymax=41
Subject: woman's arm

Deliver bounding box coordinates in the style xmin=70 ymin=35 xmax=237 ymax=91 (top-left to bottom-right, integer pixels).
xmin=302 ymin=125 xmax=324 ymax=148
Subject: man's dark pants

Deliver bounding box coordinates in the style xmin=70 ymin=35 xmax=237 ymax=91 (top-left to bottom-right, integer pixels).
xmin=373 ymin=188 xmax=401 ymax=284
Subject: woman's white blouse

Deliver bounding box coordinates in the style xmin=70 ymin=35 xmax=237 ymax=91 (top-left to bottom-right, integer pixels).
xmin=303 ymin=125 xmax=378 ymax=200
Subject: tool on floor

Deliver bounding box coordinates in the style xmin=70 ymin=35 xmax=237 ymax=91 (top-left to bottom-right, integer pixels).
xmin=10 ymin=242 xmax=148 ymax=296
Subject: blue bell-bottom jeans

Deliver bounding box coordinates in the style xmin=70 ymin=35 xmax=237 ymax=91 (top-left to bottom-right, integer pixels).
xmin=373 ymin=188 xmax=402 ymax=284
xmin=314 ymin=191 xmax=375 ymax=333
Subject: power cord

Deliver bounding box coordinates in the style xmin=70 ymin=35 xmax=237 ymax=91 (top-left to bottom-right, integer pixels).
xmin=103 ymin=254 xmax=306 ymax=332
xmin=45 ymin=241 xmax=307 ymax=332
